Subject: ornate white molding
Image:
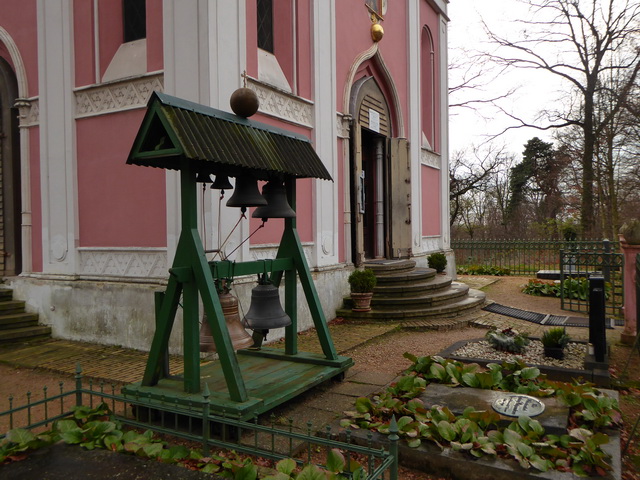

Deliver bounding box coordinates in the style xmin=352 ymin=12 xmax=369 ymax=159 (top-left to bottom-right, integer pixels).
xmin=246 ymin=78 xmax=313 ymax=128
xmin=74 ymin=73 xmax=164 ymax=118
xmin=337 ymin=113 xmax=351 ymax=138
xmin=15 ymin=98 xmax=39 ymax=127
xmin=249 ymin=243 xmax=313 ymax=266
xmin=78 ymin=248 xmax=168 ymax=279
xmin=421 ymin=147 xmax=441 ymax=169
xmin=422 ymin=236 xmax=441 ymax=253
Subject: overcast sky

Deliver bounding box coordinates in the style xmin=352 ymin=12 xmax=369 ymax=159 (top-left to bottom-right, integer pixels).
xmin=447 ymin=0 xmax=563 ymax=156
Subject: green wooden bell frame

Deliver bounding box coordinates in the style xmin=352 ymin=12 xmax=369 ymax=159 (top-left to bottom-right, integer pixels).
xmin=123 ymin=92 xmax=352 ymax=419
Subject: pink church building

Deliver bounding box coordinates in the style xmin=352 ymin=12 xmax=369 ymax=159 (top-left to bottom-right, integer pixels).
xmin=0 ymin=0 xmax=452 ymax=351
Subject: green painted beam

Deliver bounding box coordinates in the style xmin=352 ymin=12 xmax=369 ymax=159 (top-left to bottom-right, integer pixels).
xmin=209 ymin=259 xmax=294 ymax=278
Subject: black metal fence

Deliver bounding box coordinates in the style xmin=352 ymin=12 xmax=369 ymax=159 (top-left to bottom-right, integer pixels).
xmin=560 ymin=249 xmax=624 ymax=317
xmin=452 ymin=239 xmax=619 ymax=276
xmin=0 ymin=366 xmax=398 ymax=479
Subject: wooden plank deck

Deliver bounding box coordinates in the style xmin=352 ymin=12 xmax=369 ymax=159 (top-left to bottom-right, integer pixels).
xmin=122 ymin=350 xmax=353 ymax=420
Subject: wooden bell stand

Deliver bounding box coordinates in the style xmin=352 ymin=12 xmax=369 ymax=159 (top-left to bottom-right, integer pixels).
xmin=123 ymin=161 xmax=353 ymax=420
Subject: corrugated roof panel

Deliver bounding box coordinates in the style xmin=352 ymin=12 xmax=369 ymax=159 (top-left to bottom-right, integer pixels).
xmin=128 ymin=92 xmax=332 ymax=181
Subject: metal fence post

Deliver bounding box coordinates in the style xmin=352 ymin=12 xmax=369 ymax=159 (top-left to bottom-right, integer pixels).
xmin=388 ymin=415 xmax=399 ymax=480
xmin=603 ymin=239 xmax=611 ymax=282
xmin=202 ymin=383 xmax=210 ymax=456
xmin=589 ymin=274 xmax=607 ymax=363
xmin=75 ymin=363 xmax=83 ymax=407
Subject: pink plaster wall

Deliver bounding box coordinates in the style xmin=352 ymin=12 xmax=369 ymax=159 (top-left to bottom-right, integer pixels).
xmin=29 ymin=128 xmax=42 ymax=272
xmin=97 ymin=0 xmax=123 ymax=79
xmin=248 ymin=113 xmax=314 ymax=244
xmin=336 ymin=1 xmax=410 ymax=133
xmin=76 ymin=110 xmax=166 ymax=247
xmin=245 ymin=0 xmax=312 ymax=98
xmin=421 ymin=165 xmax=441 ymax=237
xmin=0 ymin=0 xmax=39 ymax=96
xmin=146 ymin=0 xmax=164 ymax=71
xmin=245 ymin=0 xmax=258 ymax=78
xmin=420 ymin=2 xmax=441 ymax=152
xmin=295 ymin=0 xmax=312 ymax=99
xmin=74 ymin=0 xmax=96 ymax=86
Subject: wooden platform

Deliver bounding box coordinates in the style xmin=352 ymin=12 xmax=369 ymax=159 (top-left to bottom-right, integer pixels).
xmin=122 ymin=348 xmax=353 ymax=420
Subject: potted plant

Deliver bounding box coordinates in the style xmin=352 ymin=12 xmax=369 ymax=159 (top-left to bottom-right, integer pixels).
xmin=348 ymin=268 xmax=377 ymax=312
xmin=485 ymin=327 xmax=529 ymax=354
xmin=541 ymin=327 xmax=571 ymax=360
xmin=427 ymin=252 xmax=447 ymax=273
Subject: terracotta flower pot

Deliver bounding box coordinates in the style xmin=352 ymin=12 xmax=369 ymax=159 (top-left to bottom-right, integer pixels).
xmin=351 ymin=292 xmax=374 ymax=312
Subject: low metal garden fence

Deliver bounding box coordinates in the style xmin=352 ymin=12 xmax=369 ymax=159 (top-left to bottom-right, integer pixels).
xmin=452 ymin=239 xmax=618 ymax=276
xmin=559 ymin=249 xmax=624 ymax=317
xmin=0 ymin=365 xmax=398 ymax=479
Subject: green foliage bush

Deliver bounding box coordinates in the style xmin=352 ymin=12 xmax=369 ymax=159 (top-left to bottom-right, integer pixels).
xmin=348 ymin=268 xmax=377 ymax=293
xmin=341 ymin=354 xmax=621 ymax=476
xmin=541 ymin=327 xmax=571 ymax=349
xmin=522 ymin=278 xmax=611 ymax=301
xmin=485 ymin=327 xmax=530 ymax=354
xmin=457 ymin=265 xmax=511 ymax=276
xmin=427 ymin=253 xmax=447 ymax=273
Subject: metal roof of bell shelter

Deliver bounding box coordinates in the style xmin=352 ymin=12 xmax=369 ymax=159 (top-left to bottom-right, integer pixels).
xmin=127 ymin=91 xmax=332 ymax=181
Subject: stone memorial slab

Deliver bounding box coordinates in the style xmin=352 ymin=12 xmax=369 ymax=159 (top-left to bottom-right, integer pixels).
xmin=420 ymin=384 xmax=569 ymax=435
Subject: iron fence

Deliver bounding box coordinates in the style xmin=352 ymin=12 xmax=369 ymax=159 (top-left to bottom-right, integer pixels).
xmin=0 ymin=365 xmax=398 ymax=480
xmin=452 ymin=239 xmax=619 ymax=276
xmin=559 ymin=249 xmax=624 ymax=317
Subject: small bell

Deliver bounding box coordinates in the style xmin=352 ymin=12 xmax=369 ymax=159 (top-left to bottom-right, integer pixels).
xmin=226 ymin=176 xmax=267 ymax=212
xmin=196 ymin=172 xmax=213 ymax=183
xmin=252 ymin=181 xmax=296 ymax=221
xmin=211 ymin=174 xmax=233 ymax=191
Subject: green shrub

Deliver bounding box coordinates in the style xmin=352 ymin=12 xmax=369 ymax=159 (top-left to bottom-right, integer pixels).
xmin=427 ymin=252 xmax=447 ymax=273
xmin=457 ymin=265 xmax=511 ymax=276
xmin=541 ymin=327 xmax=571 ymax=349
xmin=347 ymin=268 xmax=377 ymax=293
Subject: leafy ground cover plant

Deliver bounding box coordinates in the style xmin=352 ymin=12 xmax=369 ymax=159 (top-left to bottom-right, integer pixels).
xmin=0 ymin=403 xmax=371 ymax=480
xmin=341 ymin=354 xmax=621 ymax=477
xmin=522 ymin=278 xmax=612 ymax=301
xmin=457 ymin=265 xmax=511 ymax=276
xmin=485 ymin=327 xmax=530 ymax=354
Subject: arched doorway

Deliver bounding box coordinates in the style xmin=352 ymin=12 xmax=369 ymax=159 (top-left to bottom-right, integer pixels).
xmin=349 ymin=76 xmax=411 ymax=265
xmin=0 ymin=57 xmax=22 ymax=276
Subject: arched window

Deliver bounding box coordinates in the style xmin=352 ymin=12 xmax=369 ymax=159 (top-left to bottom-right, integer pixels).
xmin=420 ymin=26 xmax=436 ymax=151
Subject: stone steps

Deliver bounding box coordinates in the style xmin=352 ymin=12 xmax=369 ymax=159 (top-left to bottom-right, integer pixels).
xmin=338 ymin=260 xmax=486 ymax=325
xmin=0 ymin=288 xmax=51 ymax=343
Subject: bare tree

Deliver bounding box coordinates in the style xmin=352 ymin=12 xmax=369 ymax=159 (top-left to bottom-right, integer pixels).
xmin=483 ymin=0 xmax=640 ymax=236
xmin=449 ymin=145 xmax=511 ymax=227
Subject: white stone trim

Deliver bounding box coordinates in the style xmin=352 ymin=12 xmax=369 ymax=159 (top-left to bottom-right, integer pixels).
xmin=422 ymin=236 xmax=441 ymax=253
xmin=15 ymin=97 xmax=39 ymax=126
xmin=78 ymin=247 xmax=168 ymax=279
xmin=246 ymin=77 xmax=314 ymax=128
xmin=421 ymin=147 xmax=441 ymax=169
xmin=74 ymin=73 xmax=164 ymax=118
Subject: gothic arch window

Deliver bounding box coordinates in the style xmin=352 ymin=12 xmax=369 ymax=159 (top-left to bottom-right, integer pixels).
xmin=421 ymin=25 xmax=437 ymax=152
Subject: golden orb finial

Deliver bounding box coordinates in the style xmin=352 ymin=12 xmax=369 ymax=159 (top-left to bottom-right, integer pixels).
xmin=371 ymin=23 xmax=384 ymax=42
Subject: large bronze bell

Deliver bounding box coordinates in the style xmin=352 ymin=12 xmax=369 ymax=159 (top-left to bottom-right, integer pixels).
xmin=226 ymin=176 xmax=267 ymax=211
xmin=243 ymin=275 xmax=291 ymax=330
xmin=252 ymin=181 xmax=296 ymax=221
xmin=199 ymin=291 xmax=254 ymax=352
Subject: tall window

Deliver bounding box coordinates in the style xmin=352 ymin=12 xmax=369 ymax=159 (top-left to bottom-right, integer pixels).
xmin=123 ymin=0 xmax=146 ymax=42
xmin=257 ymin=0 xmax=274 ymax=52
